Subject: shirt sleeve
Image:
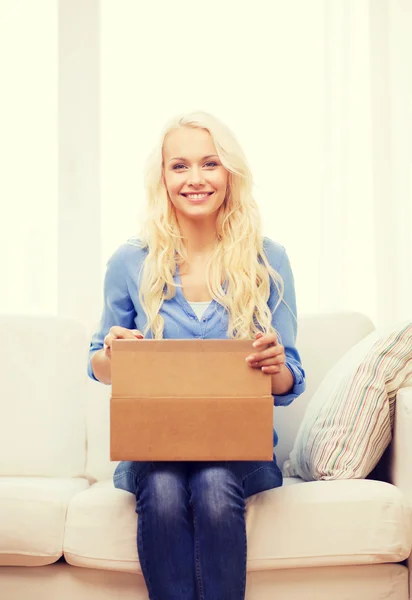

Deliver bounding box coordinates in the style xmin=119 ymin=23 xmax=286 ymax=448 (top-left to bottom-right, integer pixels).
xmin=266 ymin=243 xmax=306 ymax=406
xmin=87 ymin=245 xmax=137 ymax=381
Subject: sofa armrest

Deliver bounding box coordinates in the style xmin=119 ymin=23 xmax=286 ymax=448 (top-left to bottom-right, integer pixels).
xmin=389 ymin=387 xmax=412 ymax=497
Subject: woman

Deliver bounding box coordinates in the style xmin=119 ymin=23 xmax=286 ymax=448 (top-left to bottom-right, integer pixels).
xmin=88 ymin=111 xmax=305 ymax=600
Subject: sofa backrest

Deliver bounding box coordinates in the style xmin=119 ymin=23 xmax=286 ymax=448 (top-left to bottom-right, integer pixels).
xmin=84 ymin=311 xmax=376 ymax=481
xmin=0 ymin=314 xmax=87 ymax=477
xmin=0 ymin=311 xmax=375 ymax=481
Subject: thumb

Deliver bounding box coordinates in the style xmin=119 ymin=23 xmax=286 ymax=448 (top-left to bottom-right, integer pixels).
xmin=131 ymin=330 xmax=144 ymax=339
xmin=255 ymin=332 xmax=264 ymax=340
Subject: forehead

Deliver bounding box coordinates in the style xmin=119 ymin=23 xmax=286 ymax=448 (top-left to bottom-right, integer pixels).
xmin=163 ymin=127 xmax=216 ymax=160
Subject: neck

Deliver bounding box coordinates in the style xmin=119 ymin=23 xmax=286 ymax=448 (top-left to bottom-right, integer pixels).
xmin=176 ymin=213 xmax=219 ymax=260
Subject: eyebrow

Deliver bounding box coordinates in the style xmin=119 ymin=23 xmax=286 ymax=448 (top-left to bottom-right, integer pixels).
xmin=168 ymin=154 xmax=219 ymax=163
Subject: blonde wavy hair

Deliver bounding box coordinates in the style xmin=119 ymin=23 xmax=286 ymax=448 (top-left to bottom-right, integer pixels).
xmin=137 ymin=110 xmax=288 ymax=340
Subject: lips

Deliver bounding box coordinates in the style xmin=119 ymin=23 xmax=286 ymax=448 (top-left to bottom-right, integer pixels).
xmin=181 ymin=192 xmax=213 ymax=197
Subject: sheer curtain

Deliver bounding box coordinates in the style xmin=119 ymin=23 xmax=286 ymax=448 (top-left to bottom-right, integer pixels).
xmin=0 ymin=0 xmax=58 ymax=316
xmin=321 ymin=0 xmax=412 ymax=329
xmin=2 ymin=0 xmax=411 ymax=332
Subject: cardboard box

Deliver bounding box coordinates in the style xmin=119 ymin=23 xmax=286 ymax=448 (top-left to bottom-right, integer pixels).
xmin=110 ymin=339 xmax=274 ymax=461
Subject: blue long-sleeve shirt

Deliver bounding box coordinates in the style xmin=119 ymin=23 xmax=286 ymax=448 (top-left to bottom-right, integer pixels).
xmin=88 ymin=236 xmax=306 ymax=444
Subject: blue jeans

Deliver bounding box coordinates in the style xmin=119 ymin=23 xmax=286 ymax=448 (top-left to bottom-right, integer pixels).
xmin=113 ymin=457 xmax=282 ymax=600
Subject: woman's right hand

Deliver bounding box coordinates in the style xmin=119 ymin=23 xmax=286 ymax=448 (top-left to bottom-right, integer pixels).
xmin=103 ymin=326 xmax=144 ymax=360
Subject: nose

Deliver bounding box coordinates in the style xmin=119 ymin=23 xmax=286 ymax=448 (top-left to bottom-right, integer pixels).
xmin=187 ymin=166 xmax=205 ymax=187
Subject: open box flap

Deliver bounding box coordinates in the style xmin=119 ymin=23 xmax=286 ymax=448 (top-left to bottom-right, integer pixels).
xmin=111 ymin=339 xmax=272 ymax=398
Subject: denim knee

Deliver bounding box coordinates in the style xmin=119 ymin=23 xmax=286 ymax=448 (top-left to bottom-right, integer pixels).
xmin=136 ymin=465 xmax=190 ymax=519
xmin=189 ymin=465 xmax=245 ymax=525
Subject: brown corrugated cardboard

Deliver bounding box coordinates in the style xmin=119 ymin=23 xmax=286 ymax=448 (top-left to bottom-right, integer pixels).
xmin=110 ymin=339 xmax=274 ymax=461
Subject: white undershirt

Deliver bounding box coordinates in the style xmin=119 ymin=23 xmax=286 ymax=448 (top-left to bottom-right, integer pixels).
xmin=187 ymin=301 xmax=211 ymax=320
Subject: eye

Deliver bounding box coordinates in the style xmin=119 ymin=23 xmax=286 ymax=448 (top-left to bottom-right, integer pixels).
xmin=172 ymin=161 xmax=219 ymax=171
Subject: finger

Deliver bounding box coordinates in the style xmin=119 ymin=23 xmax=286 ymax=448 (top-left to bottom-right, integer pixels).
xmin=252 ymin=333 xmax=278 ymax=349
xmin=131 ymin=329 xmax=144 ymax=339
xmin=109 ymin=326 xmax=125 ymax=337
xmin=253 ymin=345 xmax=284 ymax=362
xmin=118 ymin=329 xmax=142 ymax=339
xmin=262 ymin=364 xmax=282 ymax=374
xmin=246 ymin=345 xmax=284 ymax=364
xmin=110 ymin=326 xmax=143 ymax=339
xmin=105 ymin=328 xmax=143 ymax=357
xmin=253 ymin=355 xmax=285 ymax=368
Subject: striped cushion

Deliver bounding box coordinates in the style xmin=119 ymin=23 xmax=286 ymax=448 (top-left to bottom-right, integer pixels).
xmin=284 ymin=323 xmax=412 ymax=480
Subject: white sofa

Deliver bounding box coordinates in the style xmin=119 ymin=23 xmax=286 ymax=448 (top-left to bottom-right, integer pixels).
xmin=1 ymin=312 xmax=411 ymax=600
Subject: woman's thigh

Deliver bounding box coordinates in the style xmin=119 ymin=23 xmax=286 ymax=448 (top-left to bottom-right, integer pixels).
xmin=113 ymin=460 xmax=191 ymax=498
xmin=222 ymin=455 xmax=283 ymax=499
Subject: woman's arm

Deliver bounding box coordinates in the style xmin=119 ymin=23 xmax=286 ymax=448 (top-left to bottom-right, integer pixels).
xmin=88 ymin=244 xmax=138 ymax=383
xmin=271 ymin=363 xmax=294 ymax=395
xmin=91 ymin=349 xmax=112 ymax=385
xmin=264 ymin=240 xmax=306 ymax=406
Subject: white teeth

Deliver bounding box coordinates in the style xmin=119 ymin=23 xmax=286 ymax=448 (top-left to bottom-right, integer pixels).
xmin=186 ymin=193 xmax=210 ymax=199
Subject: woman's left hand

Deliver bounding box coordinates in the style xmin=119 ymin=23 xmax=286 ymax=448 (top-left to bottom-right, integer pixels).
xmin=245 ymin=332 xmax=286 ymax=375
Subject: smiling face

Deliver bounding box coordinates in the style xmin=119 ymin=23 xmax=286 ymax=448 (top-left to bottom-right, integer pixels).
xmin=162 ymin=127 xmax=229 ymax=222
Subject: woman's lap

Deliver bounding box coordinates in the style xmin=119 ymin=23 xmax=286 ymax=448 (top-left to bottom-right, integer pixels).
xmin=113 ymin=456 xmax=282 ymax=500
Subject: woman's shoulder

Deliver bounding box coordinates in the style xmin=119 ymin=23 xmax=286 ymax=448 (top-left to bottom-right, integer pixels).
xmin=125 ymin=236 xmax=145 ymax=249
xmin=262 ymin=236 xmax=287 ymax=268
xmin=107 ymin=236 xmax=148 ymax=267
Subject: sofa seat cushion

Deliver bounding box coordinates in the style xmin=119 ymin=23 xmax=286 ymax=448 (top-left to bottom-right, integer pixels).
xmin=0 ymin=477 xmax=89 ymax=566
xmin=63 ymin=477 xmax=411 ymax=573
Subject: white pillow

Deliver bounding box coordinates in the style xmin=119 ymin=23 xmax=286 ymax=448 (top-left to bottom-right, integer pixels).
xmin=284 ymin=321 xmax=412 ymax=481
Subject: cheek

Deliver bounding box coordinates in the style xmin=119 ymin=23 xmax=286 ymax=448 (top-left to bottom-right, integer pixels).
xmin=209 ymin=172 xmax=228 ymax=192
xmin=165 ymin=175 xmax=180 ymax=196
xmin=217 ymin=171 xmax=229 ymax=191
